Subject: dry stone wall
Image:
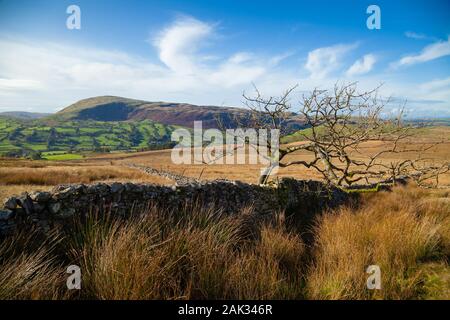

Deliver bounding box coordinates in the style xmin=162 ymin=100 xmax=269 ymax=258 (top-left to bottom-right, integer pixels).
xmin=0 ymin=178 xmax=348 ymax=236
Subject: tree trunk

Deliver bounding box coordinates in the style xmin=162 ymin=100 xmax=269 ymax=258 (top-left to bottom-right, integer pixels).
xmin=258 ymin=163 xmax=278 ymax=185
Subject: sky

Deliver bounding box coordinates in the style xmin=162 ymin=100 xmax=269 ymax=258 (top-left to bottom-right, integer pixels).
xmin=0 ymin=0 xmax=449 ymax=118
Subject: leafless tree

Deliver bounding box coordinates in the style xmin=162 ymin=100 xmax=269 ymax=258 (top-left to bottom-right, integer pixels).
xmin=218 ymin=82 xmax=449 ymax=188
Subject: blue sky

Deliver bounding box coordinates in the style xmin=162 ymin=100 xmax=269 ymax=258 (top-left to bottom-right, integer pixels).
xmin=0 ymin=0 xmax=449 ymax=118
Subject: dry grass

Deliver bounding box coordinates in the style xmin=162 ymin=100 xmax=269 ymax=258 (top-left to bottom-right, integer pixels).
xmin=65 ymin=205 xmax=306 ymax=300
xmin=0 ymin=185 xmax=53 ymax=203
xmin=0 ymin=231 xmax=67 ymax=300
xmin=307 ymin=185 xmax=450 ymax=300
xmin=0 ymin=165 xmax=167 ymax=185
xmin=1 ymin=129 xmax=448 ymax=202
xmin=84 ymin=137 xmax=450 ymax=185
xmin=0 ymin=164 xmax=171 ymax=200
xmin=0 ymin=186 xmax=448 ymax=299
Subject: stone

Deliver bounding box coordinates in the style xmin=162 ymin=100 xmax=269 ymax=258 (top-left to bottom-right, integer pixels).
xmin=30 ymin=191 xmax=52 ymax=203
xmin=4 ymin=197 xmax=18 ymax=210
xmin=18 ymin=194 xmax=34 ymax=215
xmin=49 ymin=202 xmax=61 ymax=214
xmin=0 ymin=179 xmax=348 ymax=237
xmin=111 ymin=182 xmax=124 ymax=193
xmin=54 ymin=186 xmax=77 ymax=199
xmin=0 ymin=209 xmax=13 ymax=220
xmin=95 ymin=183 xmax=110 ymax=195
xmin=33 ymin=203 xmax=46 ymax=213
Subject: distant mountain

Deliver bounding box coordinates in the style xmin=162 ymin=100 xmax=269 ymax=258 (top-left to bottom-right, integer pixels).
xmin=0 ymin=111 xmax=51 ymax=120
xmin=54 ymin=96 xmax=250 ymax=129
xmin=54 ymin=96 xmax=306 ymax=130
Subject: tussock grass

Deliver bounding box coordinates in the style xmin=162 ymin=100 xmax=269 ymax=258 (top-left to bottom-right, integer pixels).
xmin=64 ymin=205 xmax=306 ymax=300
xmin=307 ymin=185 xmax=450 ymax=300
xmin=0 ymin=184 xmax=448 ymax=300
xmin=0 ymin=231 xmax=67 ymax=300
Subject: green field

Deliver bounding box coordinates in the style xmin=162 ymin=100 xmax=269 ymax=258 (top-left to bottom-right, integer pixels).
xmin=0 ymin=117 xmax=179 ymax=159
xmin=40 ymin=151 xmax=84 ymax=161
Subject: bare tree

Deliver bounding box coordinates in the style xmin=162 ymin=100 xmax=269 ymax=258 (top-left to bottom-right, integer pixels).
xmin=218 ymin=82 xmax=449 ymax=188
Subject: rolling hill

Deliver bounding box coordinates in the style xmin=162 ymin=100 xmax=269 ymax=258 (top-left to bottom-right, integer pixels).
xmin=54 ymin=96 xmax=306 ymax=130
xmin=0 ymin=111 xmax=51 ymax=120
xmin=54 ymin=96 xmax=249 ymax=129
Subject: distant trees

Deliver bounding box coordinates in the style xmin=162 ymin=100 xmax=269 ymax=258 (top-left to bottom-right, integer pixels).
xmin=46 ymin=128 xmax=58 ymax=150
xmin=25 ymin=130 xmax=39 ymax=143
xmin=5 ymin=149 xmax=41 ymax=160
xmin=92 ymin=137 xmax=101 ymax=151
xmin=130 ymin=125 xmax=143 ymax=147
xmin=8 ymin=127 xmax=23 ymax=142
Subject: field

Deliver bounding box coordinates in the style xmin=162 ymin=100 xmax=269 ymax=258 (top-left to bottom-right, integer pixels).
xmin=1 ymin=126 xmax=450 ymax=199
xmin=0 ymin=117 xmax=177 ymax=158
xmin=0 ymin=126 xmax=449 ymax=300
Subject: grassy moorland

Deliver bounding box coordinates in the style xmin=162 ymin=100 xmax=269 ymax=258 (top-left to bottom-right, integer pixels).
xmin=0 ymin=124 xmax=448 ymax=300
xmin=0 ymin=161 xmax=169 ymax=200
xmin=1 ymin=126 xmax=449 ymax=199
xmin=0 ymin=185 xmax=448 ymax=300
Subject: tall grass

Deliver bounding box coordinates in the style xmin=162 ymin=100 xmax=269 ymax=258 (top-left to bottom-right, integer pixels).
xmin=307 ymin=185 xmax=450 ymax=300
xmin=0 ymin=231 xmax=67 ymax=299
xmin=0 ymin=184 xmax=448 ymax=300
xmin=0 ymin=166 xmax=153 ymax=185
xmin=65 ymin=205 xmax=306 ymax=300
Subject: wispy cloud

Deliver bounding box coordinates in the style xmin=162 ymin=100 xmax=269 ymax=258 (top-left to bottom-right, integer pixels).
xmin=393 ymin=36 xmax=450 ymax=67
xmin=0 ymin=16 xmax=449 ymax=118
xmin=418 ymin=76 xmax=450 ymax=107
xmin=305 ymin=43 xmax=357 ymax=79
xmin=0 ymin=78 xmax=42 ymax=91
xmin=0 ymin=17 xmax=289 ymax=110
xmin=153 ymin=16 xmax=213 ymax=74
xmin=419 ymin=76 xmax=450 ymax=92
xmin=346 ymin=54 xmax=376 ymax=76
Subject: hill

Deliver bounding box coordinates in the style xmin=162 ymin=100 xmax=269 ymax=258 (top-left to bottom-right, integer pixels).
xmin=54 ymin=95 xmax=306 ymax=130
xmin=0 ymin=111 xmax=51 ymax=120
xmin=0 ymin=117 xmax=178 ymax=158
xmin=0 ymin=95 xmax=306 ymax=158
xmin=55 ymin=96 xmax=248 ymax=129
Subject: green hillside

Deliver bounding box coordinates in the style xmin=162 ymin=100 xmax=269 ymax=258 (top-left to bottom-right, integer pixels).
xmin=0 ymin=117 xmax=178 ymax=159
xmin=53 ymin=96 xmax=147 ymax=121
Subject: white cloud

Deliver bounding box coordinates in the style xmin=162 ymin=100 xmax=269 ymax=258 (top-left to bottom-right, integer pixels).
xmin=394 ymin=36 xmax=450 ymax=67
xmin=228 ymin=52 xmax=254 ymax=64
xmin=0 ymin=78 xmax=42 ymax=90
xmin=0 ymin=34 xmax=280 ymax=110
xmin=417 ymin=77 xmax=450 ymax=107
xmin=346 ymin=54 xmax=376 ymax=76
xmin=153 ymin=17 xmax=213 ymax=74
xmin=0 ymin=17 xmax=449 ymax=118
xmin=0 ymin=16 xmax=308 ymax=111
xmin=419 ymin=76 xmax=450 ymax=92
xmin=305 ymin=43 xmax=357 ymax=79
